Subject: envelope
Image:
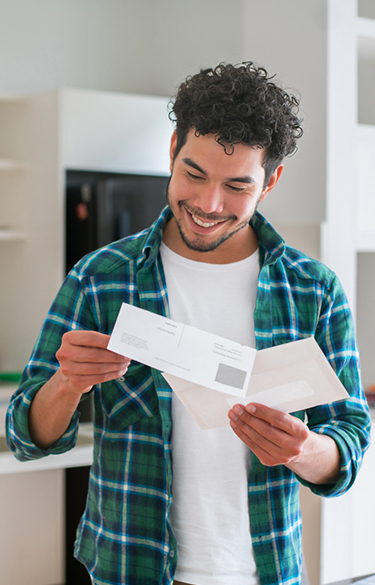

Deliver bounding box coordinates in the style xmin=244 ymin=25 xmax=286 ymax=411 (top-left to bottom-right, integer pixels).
xmin=162 ymin=337 xmax=350 ymax=430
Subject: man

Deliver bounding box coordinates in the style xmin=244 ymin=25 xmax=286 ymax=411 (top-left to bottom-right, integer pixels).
xmin=6 ymin=63 xmax=370 ymax=585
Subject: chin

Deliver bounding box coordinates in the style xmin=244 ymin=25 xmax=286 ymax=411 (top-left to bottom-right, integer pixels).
xmin=178 ymin=223 xmax=246 ymax=254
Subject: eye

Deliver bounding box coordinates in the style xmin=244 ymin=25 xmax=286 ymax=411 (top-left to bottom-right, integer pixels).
xmin=186 ymin=170 xmax=204 ymax=181
xmin=227 ymin=184 xmax=247 ymax=193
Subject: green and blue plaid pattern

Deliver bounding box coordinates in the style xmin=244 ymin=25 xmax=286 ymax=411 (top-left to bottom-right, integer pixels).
xmin=6 ymin=207 xmax=370 ymax=585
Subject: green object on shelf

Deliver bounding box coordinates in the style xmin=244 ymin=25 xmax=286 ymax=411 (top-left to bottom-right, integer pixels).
xmin=0 ymin=372 xmax=22 ymax=384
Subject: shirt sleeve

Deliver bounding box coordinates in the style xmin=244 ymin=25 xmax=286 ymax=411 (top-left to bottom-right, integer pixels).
xmin=6 ymin=268 xmax=97 ymax=461
xmin=297 ymin=273 xmax=371 ymax=497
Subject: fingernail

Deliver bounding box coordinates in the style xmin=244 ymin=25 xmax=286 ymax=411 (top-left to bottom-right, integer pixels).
xmin=233 ymin=404 xmax=244 ymax=417
xmin=246 ymin=404 xmax=256 ymax=414
xmin=228 ymin=410 xmax=238 ymax=421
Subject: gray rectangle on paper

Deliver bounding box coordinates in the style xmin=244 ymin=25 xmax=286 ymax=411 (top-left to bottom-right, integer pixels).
xmin=215 ymin=363 xmax=247 ymax=390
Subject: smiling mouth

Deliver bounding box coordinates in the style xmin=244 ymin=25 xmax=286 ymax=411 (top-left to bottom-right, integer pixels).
xmin=191 ymin=213 xmax=223 ymax=228
xmin=185 ymin=207 xmax=229 ymax=229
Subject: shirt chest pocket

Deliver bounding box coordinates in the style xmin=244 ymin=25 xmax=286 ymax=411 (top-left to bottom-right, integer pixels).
xmin=98 ymin=363 xmax=159 ymax=430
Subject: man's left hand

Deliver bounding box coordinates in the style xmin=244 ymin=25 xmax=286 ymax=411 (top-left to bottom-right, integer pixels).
xmin=228 ymin=403 xmax=309 ymax=468
xmin=228 ymin=402 xmax=341 ymax=485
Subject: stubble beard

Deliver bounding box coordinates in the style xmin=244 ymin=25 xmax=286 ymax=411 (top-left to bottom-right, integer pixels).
xmin=166 ymin=185 xmax=253 ymax=254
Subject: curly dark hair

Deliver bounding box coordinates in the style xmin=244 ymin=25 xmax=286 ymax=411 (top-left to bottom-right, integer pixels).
xmin=168 ymin=62 xmax=303 ymax=187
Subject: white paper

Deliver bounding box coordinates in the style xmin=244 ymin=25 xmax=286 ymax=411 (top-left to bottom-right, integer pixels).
xmin=108 ymin=303 xmax=256 ymax=397
xmin=162 ymin=338 xmax=350 ymax=430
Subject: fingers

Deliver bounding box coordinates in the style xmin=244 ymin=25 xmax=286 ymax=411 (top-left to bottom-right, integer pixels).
xmin=59 ymin=366 xmax=129 ymax=395
xmin=229 ymin=412 xmax=280 ymax=466
xmin=58 ymin=331 xmax=128 ymax=364
xmin=66 ymin=330 xmax=125 ymax=354
xmin=65 ymin=330 xmax=111 ymax=348
xmin=228 ymin=403 xmax=309 ymax=466
xmin=56 ymin=330 xmax=131 ymax=394
xmin=58 ymin=342 xmax=129 ymax=367
xmin=230 ymin=403 xmax=308 ymax=438
xmin=59 ymin=357 xmax=130 ymax=378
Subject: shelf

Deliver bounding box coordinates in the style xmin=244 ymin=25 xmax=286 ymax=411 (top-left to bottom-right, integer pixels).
xmin=357 ymin=124 xmax=375 ymax=235
xmin=357 ymin=231 xmax=375 ymax=251
xmin=356 ymin=252 xmax=375 ymax=390
xmin=357 ymin=122 xmax=375 ymax=138
xmin=357 ymin=16 xmax=375 ymax=37
xmin=358 ymin=0 xmax=375 ymax=20
xmin=358 ymin=17 xmax=375 ymax=59
xmin=0 ymin=159 xmax=27 ymax=171
xmin=0 ymin=229 xmax=27 ymax=242
xmin=0 ymin=95 xmax=27 ymax=105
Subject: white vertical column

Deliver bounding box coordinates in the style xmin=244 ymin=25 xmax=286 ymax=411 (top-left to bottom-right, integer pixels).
xmin=323 ymin=0 xmax=358 ymax=313
xmin=321 ymin=4 xmax=358 ymax=581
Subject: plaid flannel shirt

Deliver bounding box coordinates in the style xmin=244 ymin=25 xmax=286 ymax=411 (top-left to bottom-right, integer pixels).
xmin=6 ymin=206 xmax=371 ymax=585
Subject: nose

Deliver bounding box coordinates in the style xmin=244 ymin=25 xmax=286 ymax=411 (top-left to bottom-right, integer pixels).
xmin=193 ymin=184 xmax=224 ymax=214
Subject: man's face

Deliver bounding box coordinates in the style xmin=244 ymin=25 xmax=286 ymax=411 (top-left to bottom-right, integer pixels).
xmin=165 ymin=129 xmax=281 ymax=263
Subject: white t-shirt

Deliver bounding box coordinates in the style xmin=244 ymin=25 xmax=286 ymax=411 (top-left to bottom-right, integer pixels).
xmin=160 ymin=242 xmax=260 ymax=585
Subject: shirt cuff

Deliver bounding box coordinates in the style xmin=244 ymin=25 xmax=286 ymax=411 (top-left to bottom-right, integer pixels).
xmin=296 ymin=425 xmax=361 ymax=497
xmin=6 ymin=381 xmax=80 ymax=461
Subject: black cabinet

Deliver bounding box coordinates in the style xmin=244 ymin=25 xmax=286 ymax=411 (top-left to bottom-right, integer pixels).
xmin=65 ymin=466 xmax=91 ymax=585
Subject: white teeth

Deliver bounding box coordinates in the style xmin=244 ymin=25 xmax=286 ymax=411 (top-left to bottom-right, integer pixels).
xmin=191 ymin=214 xmax=219 ymax=228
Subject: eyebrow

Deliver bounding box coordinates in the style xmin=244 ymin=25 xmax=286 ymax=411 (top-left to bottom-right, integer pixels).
xmin=183 ymin=158 xmax=207 ymax=176
xmin=182 ymin=157 xmax=256 ymax=184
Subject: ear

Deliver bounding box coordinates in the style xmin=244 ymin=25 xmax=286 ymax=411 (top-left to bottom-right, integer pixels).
xmin=169 ymin=130 xmax=178 ymax=173
xmin=259 ymin=164 xmax=284 ymax=204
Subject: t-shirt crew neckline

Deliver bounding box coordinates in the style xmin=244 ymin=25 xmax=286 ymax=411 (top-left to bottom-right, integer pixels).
xmin=159 ymin=241 xmax=259 ymax=272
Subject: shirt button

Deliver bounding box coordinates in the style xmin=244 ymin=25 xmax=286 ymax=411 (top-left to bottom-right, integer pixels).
xmin=169 ymin=550 xmax=175 ymax=558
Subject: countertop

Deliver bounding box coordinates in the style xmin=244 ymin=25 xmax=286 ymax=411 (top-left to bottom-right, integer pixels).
xmin=0 ymin=422 xmax=93 ymax=475
xmin=327 ymin=576 xmax=375 ymax=585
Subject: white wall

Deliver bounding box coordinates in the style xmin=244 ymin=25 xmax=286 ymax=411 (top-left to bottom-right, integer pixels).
xmin=242 ymin=0 xmax=328 ymax=225
xmin=0 ymin=0 xmax=243 ymax=97
xmin=0 ymin=0 xmax=326 ymax=229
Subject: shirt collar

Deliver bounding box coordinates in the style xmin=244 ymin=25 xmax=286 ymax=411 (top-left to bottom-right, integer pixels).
xmin=138 ymin=205 xmax=172 ymax=268
xmin=250 ymin=211 xmax=286 ymax=266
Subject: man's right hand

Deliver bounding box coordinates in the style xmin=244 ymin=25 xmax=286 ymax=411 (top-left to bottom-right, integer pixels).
xmin=56 ymin=330 xmax=131 ymax=395
xmin=29 ymin=330 xmax=131 ymax=449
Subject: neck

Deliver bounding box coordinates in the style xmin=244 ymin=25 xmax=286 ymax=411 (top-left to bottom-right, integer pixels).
xmin=162 ymin=218 xmax=259 ymax=264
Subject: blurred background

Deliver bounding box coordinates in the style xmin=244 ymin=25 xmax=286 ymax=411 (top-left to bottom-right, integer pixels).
xmin=0 ymin=1 xmax=374 ymax=584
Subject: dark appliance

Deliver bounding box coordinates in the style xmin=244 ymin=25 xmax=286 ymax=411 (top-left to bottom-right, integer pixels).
xmin=65 ymin=170 xmax=170 ymax=273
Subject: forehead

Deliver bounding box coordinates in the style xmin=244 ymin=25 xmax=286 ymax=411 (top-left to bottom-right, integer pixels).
xmin=179 ymin=129 xmax=266 ymax=176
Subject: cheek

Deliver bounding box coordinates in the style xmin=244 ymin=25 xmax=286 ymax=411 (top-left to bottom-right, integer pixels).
xmin=169 ymin=176 xmax=197 ymax=203
xmin=231 ymin=198 xmax=257 ymax=221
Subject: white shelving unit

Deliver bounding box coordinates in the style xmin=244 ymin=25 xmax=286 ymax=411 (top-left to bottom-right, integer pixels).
xmin=318 ymin=3 xmax=375 ymax=585
xmin=0 ymin=98 xmax=29 ymax=245
xmin=0 ymin=89 xmax=172 ymax=375
xmin=355 ymin=3 xmax=375 ymax=390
